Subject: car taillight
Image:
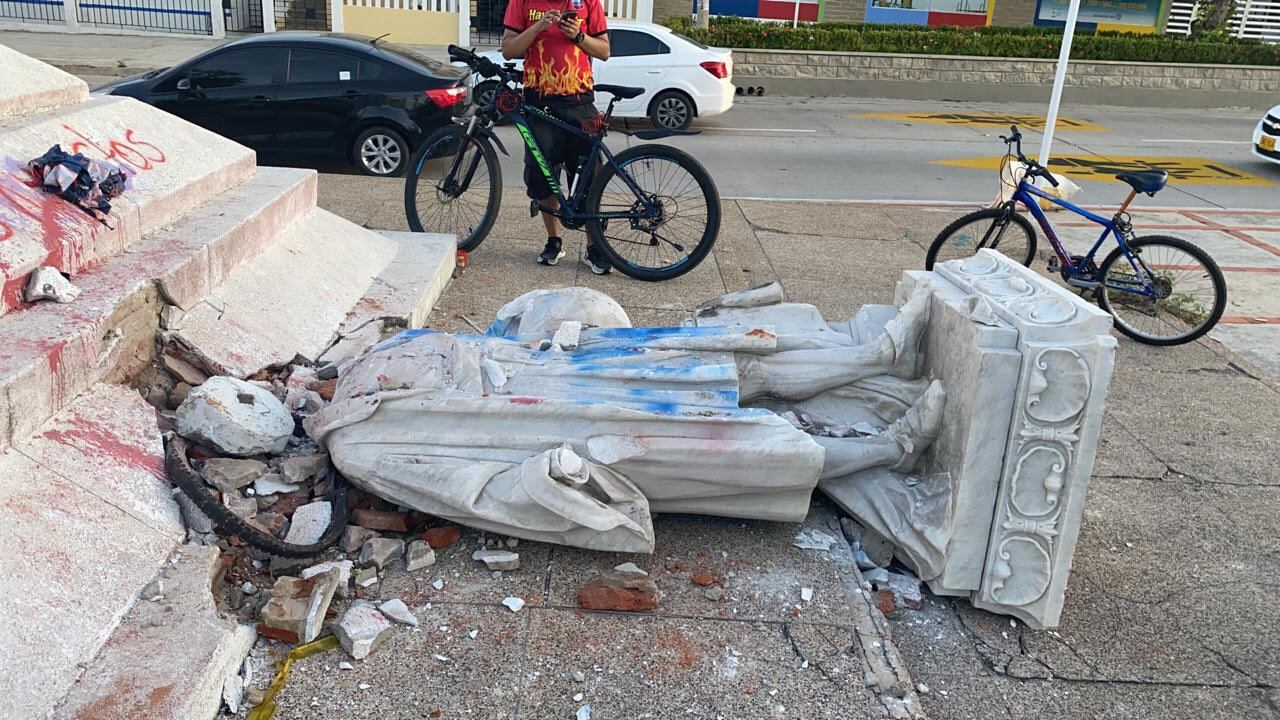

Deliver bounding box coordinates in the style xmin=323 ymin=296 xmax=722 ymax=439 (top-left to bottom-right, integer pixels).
xmin=426 ymin=86 xmax=467 ymax=108
xmin=700 ymin=61 xmax=728 ymax=79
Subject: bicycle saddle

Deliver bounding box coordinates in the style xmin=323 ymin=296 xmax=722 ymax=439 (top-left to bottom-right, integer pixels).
xmin=595 ymin=84 xmax=644 ymax=100
xmin=1115 ymin=169 xmax=1168 ymax=195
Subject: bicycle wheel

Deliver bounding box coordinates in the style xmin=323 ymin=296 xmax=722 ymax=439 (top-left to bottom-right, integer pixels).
xmin=405 ymin=124 xmax=501 ymax=252
xmin=925 ymin=207 xmax=1037 ymax=270
xmin=584 ymin=144 xmax=720 ymax=282
xmin=1095 ymin=235 xmax=1227 ymax=346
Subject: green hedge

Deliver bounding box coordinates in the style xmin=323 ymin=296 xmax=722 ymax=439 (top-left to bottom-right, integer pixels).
xmin=665 ymin=16 xmax=1280 ymax=66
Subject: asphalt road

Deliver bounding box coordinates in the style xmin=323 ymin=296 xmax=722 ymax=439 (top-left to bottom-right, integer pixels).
xmin=484 ymin=96 xmax=1279 ymax=209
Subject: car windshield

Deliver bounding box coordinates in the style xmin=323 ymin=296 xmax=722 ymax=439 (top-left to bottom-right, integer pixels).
xmin=672 ymin=32 xmax=708 ymax=49
xmin=378 ymin=42 xmax=446 ymax=71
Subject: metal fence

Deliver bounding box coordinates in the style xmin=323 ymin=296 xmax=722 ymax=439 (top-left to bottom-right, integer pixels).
xmin=275 ymin=0 xmax=327 ymax=28
xmin=1166 ymin=0 xmax=1280 ymax=43
xmin=470 ymin=0 xmax=506 ymax=44
xmin=75 ymin=0 xmax=213 ymax=33
xmin=0 ymin=0 xmax=66 ymax=24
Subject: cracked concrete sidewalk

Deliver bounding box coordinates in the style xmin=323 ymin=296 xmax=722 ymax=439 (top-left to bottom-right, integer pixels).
xmin=316 ymin=175 xmax=1280 ymax=718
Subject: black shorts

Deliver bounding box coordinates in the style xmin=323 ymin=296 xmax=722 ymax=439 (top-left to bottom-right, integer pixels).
xmin=523 ymin=92 xmax=596 ymax=200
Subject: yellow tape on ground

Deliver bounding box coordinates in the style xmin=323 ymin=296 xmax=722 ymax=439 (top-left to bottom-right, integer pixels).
xmin=858 ymin=112 xmax=1109 ymax=132
xmin=246 ymin=635 xmax=341 ymax=720
xmin=934 ymin=155 xmax=1276 ymax=186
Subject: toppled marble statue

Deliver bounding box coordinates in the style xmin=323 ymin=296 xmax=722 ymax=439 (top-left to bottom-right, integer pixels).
xmin=310 ymin=284 xmax=945 ymax=554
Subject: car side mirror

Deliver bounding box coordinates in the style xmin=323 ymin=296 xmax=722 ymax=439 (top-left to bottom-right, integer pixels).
xmin=176 ymin=77 xmax=192 ymax=91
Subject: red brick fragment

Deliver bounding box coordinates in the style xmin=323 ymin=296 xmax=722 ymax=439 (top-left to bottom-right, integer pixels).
xmin=423 ymin=525 xmax=461 ymax=548
xmin=690 ymin=574 xmax=721 ymax=587
xmin=576 ymin=580 xmax=658 ymax=612
xmin=352 ymin=508 xmax=410 ymax=532
xmin=256 ymin=622 xmax=299 ymax=644
xmin=308 ymin=378 xmax=337 ymax=401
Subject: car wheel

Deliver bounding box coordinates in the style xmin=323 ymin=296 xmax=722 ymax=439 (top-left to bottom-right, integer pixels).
xmin=650 ymin=91 xmax=694 ymax=131
xmin=355 ymin=127 xmax=408 ymax=177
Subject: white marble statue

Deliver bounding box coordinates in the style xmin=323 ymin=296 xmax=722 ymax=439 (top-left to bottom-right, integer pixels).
xmin=310 ymin=284 xmax=946 ymax=555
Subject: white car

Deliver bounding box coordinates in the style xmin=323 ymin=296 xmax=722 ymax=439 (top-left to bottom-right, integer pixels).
xmin=469 ymin=20 xmax=733 ymax=131
xmin=1254 ymin=104 xmax=1280 ymax=165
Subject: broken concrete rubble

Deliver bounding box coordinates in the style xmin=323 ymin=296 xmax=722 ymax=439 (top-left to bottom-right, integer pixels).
xmin=283 ymin=501 xmax=332 ymax=545
xmin=378 ymin=599 xmax=418 ymax=626
xmin=253 ymin=473 xmax=300 ymax=496
xmin=602 ymin=566 xmax=658 ymax=594
xmin=301 ymin=560 xmax=353 ymax=599
xmin=341 ymin=525 xmax=379 ymax=554
xmin=176 ymin=377 xmax=294 ymax=456
xmin=221 ymin=490 xmax=258 ymax=520
xmin=24 ymin=266 xmax=80 ymax=303
xmin=201 ymin=458 xmax=267 ymax=493
xmin=358 ymin=538 xmax=405 ymax=570
xmin=405 ymin=541 xmax=436 ymax=572
xmin=280 ymin=452 xmax=329 ymax=486
xmin=258 ymin=569 xmax=341 ymax=644
xmin=472 ymin=549 xmax=520 ymax=571
xmin=335 ymin=600 xmax=393 ymax=660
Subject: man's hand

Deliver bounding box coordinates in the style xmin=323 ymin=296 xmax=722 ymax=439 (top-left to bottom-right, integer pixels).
xmin=558 ymin=13 xmax=582 ymax=40
xmin=536 ymin=9 xmax=562 ymax=32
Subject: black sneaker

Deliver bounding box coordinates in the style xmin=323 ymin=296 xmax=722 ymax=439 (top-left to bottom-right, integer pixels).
xmin=581 ymin=245 xmax=611 ymax=275
xmin=537 ymin=237 xmax=565 ymax=266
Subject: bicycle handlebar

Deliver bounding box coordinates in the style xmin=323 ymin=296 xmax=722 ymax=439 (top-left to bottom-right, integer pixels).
xmin=1000 ymin=124 xmax=1058 ymax=188
xmin=447 ymin=44 xmax=505 ymax=80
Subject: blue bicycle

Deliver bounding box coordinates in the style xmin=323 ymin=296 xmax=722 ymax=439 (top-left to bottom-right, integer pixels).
xmin=926 ymin=125 xmax=1227 ymax=346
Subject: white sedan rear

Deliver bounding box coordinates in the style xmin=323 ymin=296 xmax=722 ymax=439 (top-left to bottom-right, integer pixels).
xmin=470 ymin=20 xmax=734 ymax=131
xmin=1254 ymin=104 xmax=1279 ymax=165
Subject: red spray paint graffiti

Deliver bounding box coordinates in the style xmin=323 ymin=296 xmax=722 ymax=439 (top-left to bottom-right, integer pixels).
xmin=0 ymin=126 xmax=167 ymax=308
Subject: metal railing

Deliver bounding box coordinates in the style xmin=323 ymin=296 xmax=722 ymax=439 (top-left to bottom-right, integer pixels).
xmin=0 ymin=0 xmax=67 ymax=24
xmin=76 ymin=0 xmax=213 ymax=33
xmin=1166 ymin=0 xmax=1280 ymax=43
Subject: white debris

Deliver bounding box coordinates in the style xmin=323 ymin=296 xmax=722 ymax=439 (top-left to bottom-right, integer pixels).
xmin=241 ymin=581 xmax=258 ymax=596
xmin=468 ymin=629 xmax=479 ymax=639
xmin=613 ymin=562 xmax=647 ymax=576
xmin=334 ymin=600 xmax=393 ymax=661
xmin=254 ymin=473 xmax=300 ymax=496
xmin=378 ymin=599 xmax=418 ymax=626
xmin=434 ymin=654 xmax=450 ymax=662
xmin=176 ymin=377 xmax=294 ymax=456
xmin=339 ymin=662 xmax=354 ymax=671
xmin=916 ymin=683 xmax=930 ymax=694
xmin=506 ymin=538 xmax=519 ymax=548
xmin=502 ymin=596 xmax=526 ymax=613
xmin=358 ymin=683 xmax=371 ymax=690
xmin=284 ymin=502 xmax=333 ymax=545
xmin=572 ymin=671 xmax=586 ymax=682
xmin=800 ymin=587 xmax=814 ymax=603
xmin=573 ymin=693 xmax=584 ymax=702
xmin=24 ymin=267 xmax=80 ymax=303
xmin=472 ymin=549 xmax=520 ymax=571
xmin=576 ymin=705 xmax=592 ymax=720
xmin=792 ymin=528 xmax=838 ymax=551
xmin=432 ymin=579 xmax=445 ymax=591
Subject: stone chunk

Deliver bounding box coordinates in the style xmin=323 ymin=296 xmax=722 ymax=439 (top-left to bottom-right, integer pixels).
xmin=259 ymin=570 xmax=341 ymax=644
xmin=405 ymin=541 xmax=436 ymax=572
xmin=873 ymin=572 xmax=924 ymax=615
xmin=352 ymin=509 xmax=409 ymax=532
xmin=221 ymin=490 xmax=257 ymax=520
xmin=859 ymin=524 xmax=896 ymax=568
xmin=25 ymin=266 xmax=80 ymax=303
xmin=358 ymin=538 xmax=405 ymax=570
xmin=279 ymin=452 xmax=329 ymax=485
xmin=423 ymin=525 xmax=461 ymax=548
xmin=342 ymin=525 xmax=379 ymax=554
xmin=253 ymin=473 xmax=300 ymax=496
xmin=354 ymin=566 xmax=379 ymax=588
xmin=602 ymin=566 xmax=657 ymax=594
xmin=576 ymin=580 xmax=658 ymax=613
xmin=302 ymin=560 xmax=353 ymax=598
xmin=501 ymin=597 xmax=525 ymax=613
xmin=201 ymin=458 xmax=267 ymax=493
xmin=471 ymin=549 xmax=520 ymax=571
xmin=378 ymin=599 xmax=418 ymax=626
xmin=283 ymin=501 xmax=332 ymax=545
xmin=176 ymin=377 xmax=295 ymax=456
xmin=335 ymin=600 xmax=393 ymax=660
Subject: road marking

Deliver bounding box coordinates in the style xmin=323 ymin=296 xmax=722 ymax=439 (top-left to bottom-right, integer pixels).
xmin=1141 ymin=139 xmax=1252 ymax=145
xmin=1183 ymin=211 xmax=1280 ymax=258
xmin=934 ymin=155 xmax=1276 ymax=186
xmin=1220 ymin=316 xmax=1280 ymax=324
xmin=856 ymin=112 xmax=1108 ymax=132
xmin=700 ymin=127 xmax=817 ymax=133
xmin=721 ymin=197 xmax=1280 ymax=213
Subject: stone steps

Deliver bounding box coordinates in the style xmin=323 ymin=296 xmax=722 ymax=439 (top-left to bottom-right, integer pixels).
xmin=0 ymin=94 xmax=256 ymax=315
xmin=0 ymin=166 xmax=317 ymax=453
xmin=0 ymin=44 xmax=89 ymax=120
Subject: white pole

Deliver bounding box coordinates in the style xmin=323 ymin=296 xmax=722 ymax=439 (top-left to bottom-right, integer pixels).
xmin=792 ymin=0 xmax=800 ymax=27
xmin=1038 ymin=0 xmax=1081 ymax=165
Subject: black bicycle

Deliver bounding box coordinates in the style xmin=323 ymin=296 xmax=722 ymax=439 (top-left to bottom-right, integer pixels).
xmin=405 ymin=45 xmax=721 ymax=282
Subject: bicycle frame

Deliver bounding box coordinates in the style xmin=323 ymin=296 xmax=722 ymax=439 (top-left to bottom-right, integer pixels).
xmin=1011 ymin=180 xmax=1160 ymax=298
xmin=504 ymin=102 xmax=660 ymax=224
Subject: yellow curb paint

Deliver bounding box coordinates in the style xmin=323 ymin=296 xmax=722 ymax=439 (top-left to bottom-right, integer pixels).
xmin=857 ymin=112 xmax=1109 ymax=132
xmin=246 ymin=635 xmax=341 ymax=720
xmin=934 ymin=155 xmax=1277 ymax=186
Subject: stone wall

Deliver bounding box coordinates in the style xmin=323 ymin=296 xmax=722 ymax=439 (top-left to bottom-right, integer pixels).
xmin=822 ymin=0 xmax=866 ymax=23
xmin=653 ymin=0 xmax=689 ymax=22
xmin=990 ymin=0 xmax=1037 ymax=27
xmin=732 ymin=49 xmax=1280 ymax=108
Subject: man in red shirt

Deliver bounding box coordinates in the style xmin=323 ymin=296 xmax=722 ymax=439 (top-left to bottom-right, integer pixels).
xmin=502 ymin=0 xmax=612 ymax=274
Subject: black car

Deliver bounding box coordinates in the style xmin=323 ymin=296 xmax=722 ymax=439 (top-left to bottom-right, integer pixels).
xmin=96 ymin=33 xmax=469 ymax=176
